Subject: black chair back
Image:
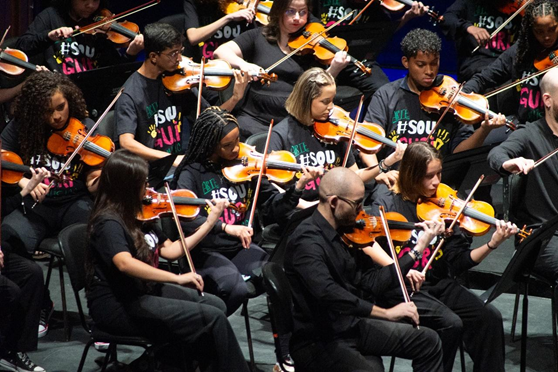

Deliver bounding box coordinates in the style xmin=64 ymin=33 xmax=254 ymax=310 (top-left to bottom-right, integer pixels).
xmin=245 ymin=132 xmax=268 ymax=153
xmin=262 ymin=262 xmax=294 ymax=339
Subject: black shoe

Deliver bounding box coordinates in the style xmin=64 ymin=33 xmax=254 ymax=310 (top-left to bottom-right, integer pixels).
xmin=0 ymin=352 xmax=45 ymax=372
xmin=38 ymin=302 xmax=54 ymax=338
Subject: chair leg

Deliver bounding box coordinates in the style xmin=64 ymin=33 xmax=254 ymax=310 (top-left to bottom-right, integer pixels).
xmin=459 ymin=341 xmax=466 ymax=372
xmin=57 ymin=257 xmax=70 ymax=341
xmin=44 ymin=255 xmax=55 ymax=290
xmin=552 ymin=285 xmax=558 ymax=372
xmin=242 ymin=299 xmax=256 ymax=371
xmin=511 ymin=283 xmax=522 ymax=342
xmin=389 ymin=356 xmax=395 ymax=372
xmin=520 ymin=280 xmax=530 ymax=372
xmin=101 ymin=344 xmax=117 ymax=372
xmin=77 ymin=339 xmax=94 ymax=372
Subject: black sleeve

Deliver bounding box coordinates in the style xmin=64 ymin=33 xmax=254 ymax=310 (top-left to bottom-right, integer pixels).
xmin=463 ymin=44 xmax=517 ymax=93
xmin=184 ymin=0 xmax=200 ymax=30
xmin=487 ymin=125 xmax=529 ymax=175
xmin=1 ymin=120 xmax=20 ymax=153
xmin=259 ymin=181 xmax=302 ymax=225
xmin=92 ymin=219 xmax=134 ymax=268
xmin=115 ymin=91 xmax=138 ymax=137
xmin=440 ymin=0 xmax=473 ymax=41
xmin=233 ymin=28 xmax=258 ymax=60
xmin=442 ymin=227 xmax=477 ymax=276
xmin=16 ymin=8 xmax=60 ymax=55
xmin=364 ymin=88 xmax=391 ymax=127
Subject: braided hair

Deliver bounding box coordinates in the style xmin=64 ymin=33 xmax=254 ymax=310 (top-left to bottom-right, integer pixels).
xmin=171 ymin=107 xmax=239 ymax=188
xmin=516 ymin=0 xmax=558 ymax=70
xmin=12 ymin=71 xmax=88 ymax=164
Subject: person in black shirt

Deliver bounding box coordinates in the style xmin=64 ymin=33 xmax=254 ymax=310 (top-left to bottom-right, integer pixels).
xmin=488 ymin=67 xmax=558 ymax=289
xmin=371 ymin=142 xmax=518 ymax=372
xmin=0 ymin=168 xmax=50 ymax=372
xmin=85 ymin=149 xmax=249 ymax=372
xmin=365 ymin=29 xmax=506 ymax=161
xmin=16 ymin=0 xmax=144 ymax=74
xmin=172 ymin=106 xmax=321 ymax=315
xmin=285 ymin=166 xmax=444 ymax=372
xmin=441 ymin=0 xmax=521 ymax=82
xmin=116 ymin=22 xmax=250 ymax=169
xmin=464 ymin=0 xmax=558 ymax=124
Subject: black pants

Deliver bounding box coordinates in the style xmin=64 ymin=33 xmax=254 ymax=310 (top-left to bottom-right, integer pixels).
xmin=291 ymin=317 xmax=443 ymax=372
xmin=0 ymin=252 xmax=44 ymax=352
xmin=88 ymin=283 xmax=249 ymax=372
xmin=412 ymin=279 xmax=505 ymax=372
xmin=533 ymin=231 xmax=558 ymax=285
xmin=192 ymin=244 xmax=269 ymax=315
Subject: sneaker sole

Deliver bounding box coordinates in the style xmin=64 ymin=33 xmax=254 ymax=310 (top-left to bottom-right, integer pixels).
xmin=0 ymin=359 xmax=16 ymax=372
xmin=37 ymin=306 xmax=55 ymax=338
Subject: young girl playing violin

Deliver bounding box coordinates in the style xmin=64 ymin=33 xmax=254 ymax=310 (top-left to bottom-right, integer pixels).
xmin=85 ymin=149 xmax=249 ymax=372
xmin=171 ymin=106 xmax=321 ymax=315
xmin=370 ymin=141 xmax=518 ymax=372
xmin=1 ymin=71 xmax=102 ymax=337
xmin=16 ymin=0 xmax=144 ymax=74
xmin=269 ymin=67 xmax=406 ymax=203
xmin=464 ymin=0 xmax=558 ymax=124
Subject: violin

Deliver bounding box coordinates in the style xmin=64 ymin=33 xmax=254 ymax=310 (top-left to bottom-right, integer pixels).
xmin=222 ymin=142 xmax=304 ymax=184
xmin=342 ymin=210 xmax=420 ymax=248
xmin=288 ymin=23 xmax=372 ymax=76
xmin=139 ymin=188 xmax=245 ymax=221
xmin=534 ymin=49 xmax=558 ymax=71
xmin=0 ymin=48 xmax=39 ymax=76
xmin=314 ymin=105 xmax=397 ymax=154
xmin=222 ymin=0 xmax=273 ymax=25
xmin=82 ymin=9 xmax=140 ymax=47
xmin=498 ymin=0 xmax=529 ymax=16
xmin=1 ymin=150 xmax=31 ymax=184
xmin=419 ymin=75 xmax=517 ymax=131
xmin=162 ymin=58 xmax=278 ymax=93
xmin=416 ymin=183 xmax=531 ymax=240
xmin=382 ymin=0 xmax=444 ymax=24
xmin=47 ymin=118 xmax=114 ymax=167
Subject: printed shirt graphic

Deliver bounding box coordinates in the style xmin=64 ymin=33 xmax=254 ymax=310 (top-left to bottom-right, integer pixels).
xmin=313 ymin=0 xmax=392 ymax=26
xmin=516 ymin=66 xmax=545 ymax=123
xmin=269 ymin=115 xmax=355 ymax=201
xmin=116 ymin=72 xmax=193 ymax=155
xmin=471 ymin=5 xmax=518 ymax=56
xmin=52 ymin=35 xmax=99 ymax=75
xmin=364 ymin=77 xmax=473 ymax=158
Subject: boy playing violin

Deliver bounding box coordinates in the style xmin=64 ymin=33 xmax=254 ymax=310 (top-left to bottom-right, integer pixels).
xmin=369 ymin=141 xmax=518 ymax=372
xmin=364 ymin=29 xmax=506 ymax=161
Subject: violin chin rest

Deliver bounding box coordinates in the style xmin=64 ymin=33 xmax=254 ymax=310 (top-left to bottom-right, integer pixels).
xmin=433 ymin=75 xmax=445 ymax=87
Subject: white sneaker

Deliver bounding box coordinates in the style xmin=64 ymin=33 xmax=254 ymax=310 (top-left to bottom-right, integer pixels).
xmin=0 ymin=352 xmax=45 ymax=372
xmin=94 ymin=342 xmax=109 ymax=352
xmin=38 ymin=302 xmax=54 ymax=339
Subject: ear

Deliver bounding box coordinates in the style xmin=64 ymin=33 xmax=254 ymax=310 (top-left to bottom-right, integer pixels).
xmin=543 ymin=93 xmax=553 ymax=110
xmin=401 ymin=56 xmax=409 ymax=69
xmin=148 ymin=52 xmax=158 ymax=64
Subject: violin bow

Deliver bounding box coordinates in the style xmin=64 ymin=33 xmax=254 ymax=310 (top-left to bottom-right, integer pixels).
xmin=73 ymin=0 xmax=160 ymax=37
xmin=378 ymin=205 xmax=418 ymax=328
xmin=471 ymin=0 xmax=533 ymax=54
xmin=0 ymin=26 xmax=9 ymax=50
xmin=426 ymin=80 xmax=465 ymax=143
xmin=342 ymin=95 xmax=364 ymax=167
xmin=420 ymin=174 xmax=485 ymax=276
xmin=32 ymin=87 xmax=124 ymax=208
xmin=196 ymin=57 xmax=205 ymax=119
xmin=264 ymin=10 xmax=356 ymax=73
xmin=247 ymin=120 xmax=274 ymax=230
xmin=164 ymin=182 xmax=203 ymax=296
xmin=349 ymin=0 xmax=376 ymax=25
xmin=532 ymin=147 xmax=558 ymax=169
xmin=485 ymin=64 xmax=558 ymax=99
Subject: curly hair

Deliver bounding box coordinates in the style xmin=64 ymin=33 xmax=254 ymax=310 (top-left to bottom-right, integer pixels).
xmin=12 ymin=71 xmax=88 ymax=164
xmin=516 ymin=0 xmax=558 ymax=70
xmin=400 ymin=29 xmax=442 ymax=59
xmin=171 ymin=106 xmax=239 ymax=188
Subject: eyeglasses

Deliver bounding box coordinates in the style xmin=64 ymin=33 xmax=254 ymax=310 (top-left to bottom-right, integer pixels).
xmin=285 ymin=8 xmax=308 ymax=17
xmin=158 ymin=47 xmax=184 ymax=59
xmin=327 ymin=194 xmax=363 ymax=210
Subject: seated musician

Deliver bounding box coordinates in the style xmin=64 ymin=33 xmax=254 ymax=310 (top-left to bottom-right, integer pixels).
xmin=370 ymin=141 xmax=517 ymax=372
xmin=463 ymin=0 xmax=558 ymax=124
xmin=85 ymin=149 xmax=250 ymax=372
xmin=285 ymin=166 xmax=444 ymax=372
xmin=441 ymin=0 xmax=521 ymax=82
xmin=1 ymin=71 xmax=102 ymax=339
xmin=364 ymin=29 xmax=506 ymax=161
xmin=16 ymin=0 xmax=144 ymax=75
xmin=171 ymin=106 xmax=321 ymax=315
xmin=213 ymin=0 xmax=362 ymax=139
xmin=116 ymin=22 xmax=250 ymax=168
xmin=488 ymin=68 xmax=558 ymax=289
xmin=0 ymin=168 xmax=50 ymax=372
xmin=268 ymin=67 xmax=406 ymax=204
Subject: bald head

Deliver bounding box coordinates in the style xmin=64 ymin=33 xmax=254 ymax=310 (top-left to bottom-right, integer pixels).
xmin=540 ymin=68 xmax=558 ymax=96
xmin=319 ymin=167 xmax=364 ymax=202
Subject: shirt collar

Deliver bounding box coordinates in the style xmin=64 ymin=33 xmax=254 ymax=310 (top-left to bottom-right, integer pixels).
xmin=399 ymin=75 xmax=416 ymax=95
xmin=312 ymin=209 xmax=340 ymax=243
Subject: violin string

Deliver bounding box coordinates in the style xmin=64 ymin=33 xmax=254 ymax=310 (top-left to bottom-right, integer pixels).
xmin=485 ymin=63 xmax=558 ymax=98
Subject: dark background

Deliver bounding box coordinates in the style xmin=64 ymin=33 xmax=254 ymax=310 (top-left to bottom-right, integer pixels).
xmin=2 ymin=0 xmax=457 ymax=77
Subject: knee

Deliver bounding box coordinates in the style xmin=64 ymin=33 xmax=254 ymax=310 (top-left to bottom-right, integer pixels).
xmin=215 ymin=277 xmax=248 ymax=316
xmin=482 ymin=303 xmax=503 ymax=323
xmin=421 ymin=327 xmax=443 ymax=356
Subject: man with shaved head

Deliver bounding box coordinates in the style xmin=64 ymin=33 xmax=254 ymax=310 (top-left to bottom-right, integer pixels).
xmin=284 ymin=167 xmax=443 ymax=372
xmin=488 ymin=67 xmax=558 ymax=286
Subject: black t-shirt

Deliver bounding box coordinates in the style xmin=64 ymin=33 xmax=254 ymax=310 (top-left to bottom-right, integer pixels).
xmin=16 ymin=7 xmax=133 ymax=74
xmin=364 ymin=76 xmax=474 ymax=159
xmin=87 ymin=216 xmax=166 ymax=303
xmin=116 ymin=71 xmax=207 ymax=155
xmin=183 ymin=0 xmax=253 ymax=60
xmin=268 ymin=115 xmax=355 ymax=201
xmin=1 ymin=118 xmax=93 ymax=206
xmin=233 ymin=28 xmax=314 ymax=125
